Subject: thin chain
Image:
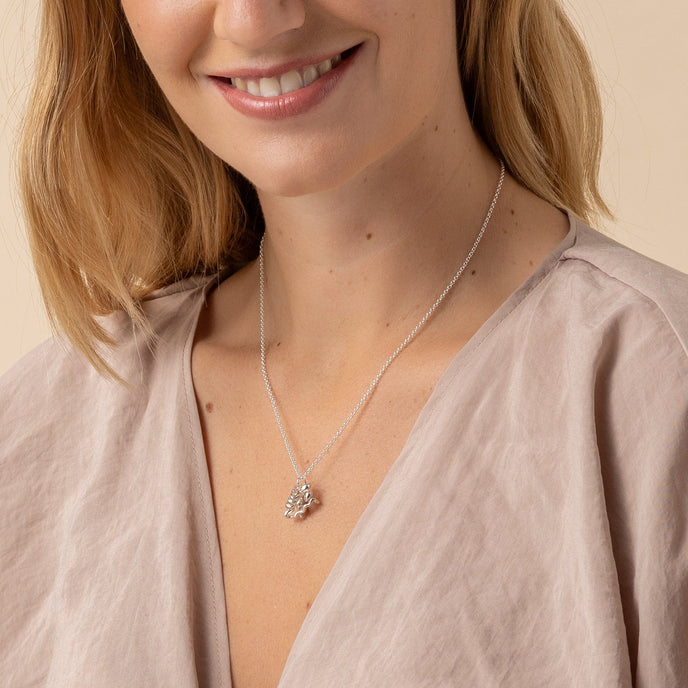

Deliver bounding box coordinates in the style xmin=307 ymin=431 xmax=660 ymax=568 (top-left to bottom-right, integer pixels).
xmin=260 ymin=161 xmax=505 ymax=485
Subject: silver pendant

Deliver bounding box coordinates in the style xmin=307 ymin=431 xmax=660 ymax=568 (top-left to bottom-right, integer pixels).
xmin=284 ymin=482 xmax=319 ymax=519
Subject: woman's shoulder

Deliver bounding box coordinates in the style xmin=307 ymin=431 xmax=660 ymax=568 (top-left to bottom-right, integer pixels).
xmin=553 ymin=218 xmax=688 ymax=356
xmin=0 ymin=275 xmax=210 ymax=457
xmin=3 ymin=274 xmax=211 ymax=374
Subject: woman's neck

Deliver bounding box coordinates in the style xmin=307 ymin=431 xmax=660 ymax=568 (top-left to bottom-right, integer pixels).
xmin=256 ymin=110 xmax=502 ymax=361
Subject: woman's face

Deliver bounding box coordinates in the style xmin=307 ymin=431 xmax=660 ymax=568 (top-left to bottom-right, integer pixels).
xmin=121 ymin=0 xmax=461 ymax=197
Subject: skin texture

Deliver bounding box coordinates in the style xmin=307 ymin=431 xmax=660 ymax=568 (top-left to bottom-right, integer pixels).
xmin=120 ymin=1 xmax=570 ymax=686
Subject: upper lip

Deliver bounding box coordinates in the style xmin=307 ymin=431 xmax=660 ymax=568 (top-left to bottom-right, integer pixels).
xmin=208 ymin=43 xmax=360 ymax=80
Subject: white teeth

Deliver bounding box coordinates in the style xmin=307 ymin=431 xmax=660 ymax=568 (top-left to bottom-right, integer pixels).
xmin=259 ymin=76 xmax=281 ymax=97
xmin=229 ymin=52 xmax=344 ymax=97
xmin=280 ymin=70 xmax=304 ymax=94
xmin=302 ymin=64 xmax=319 ymax=87
xmin=246 ymin=79 xmax=261 ymax=96
xmin=317 ymin=58 xmax=333 ymax=76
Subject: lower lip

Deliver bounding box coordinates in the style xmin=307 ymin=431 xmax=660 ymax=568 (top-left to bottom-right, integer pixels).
xmin=210 ymin=48 xmax=360 ymax=121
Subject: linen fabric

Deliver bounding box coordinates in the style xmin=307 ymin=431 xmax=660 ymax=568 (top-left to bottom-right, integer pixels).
xmin=1 ymin=216 xmax=687 ymax=687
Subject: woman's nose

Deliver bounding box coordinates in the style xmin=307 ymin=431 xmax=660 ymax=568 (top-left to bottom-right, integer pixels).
xmin=214 ymin=0 xmax=306 ymax=50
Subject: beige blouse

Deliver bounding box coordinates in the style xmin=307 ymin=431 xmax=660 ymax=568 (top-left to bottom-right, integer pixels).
xmin=1 ymin=216 xmax=687 ymax=687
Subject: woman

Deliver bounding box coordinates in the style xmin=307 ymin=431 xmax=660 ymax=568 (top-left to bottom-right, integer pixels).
xmin=1 ymin=0 xmax=686 ymax=686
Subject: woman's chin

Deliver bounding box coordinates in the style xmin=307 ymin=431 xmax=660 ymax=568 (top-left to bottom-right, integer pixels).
xmin=244 ymin=159 xmax=364 ymax=200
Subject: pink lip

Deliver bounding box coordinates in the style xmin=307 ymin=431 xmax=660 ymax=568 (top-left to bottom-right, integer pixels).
xmin=209 ymin=45 xmax=361 ymax=121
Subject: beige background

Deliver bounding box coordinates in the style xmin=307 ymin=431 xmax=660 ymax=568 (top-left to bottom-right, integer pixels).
xmin=1 ymin=0 xmax=686 ymax=375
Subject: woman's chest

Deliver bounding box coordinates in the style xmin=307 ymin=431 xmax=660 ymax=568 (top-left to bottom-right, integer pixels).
xmin=192 ymin=355 xmax=444 ymax=687
xmin=209 ymin=447 xmax=391 ymax=688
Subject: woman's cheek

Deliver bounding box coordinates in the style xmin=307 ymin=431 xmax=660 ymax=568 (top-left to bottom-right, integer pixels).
xmin=121 ymin=0 xmax=210 ymax=77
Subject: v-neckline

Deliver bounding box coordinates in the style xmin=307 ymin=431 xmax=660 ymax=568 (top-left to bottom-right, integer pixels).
xmin=181 ymin=214 xmax=578 ymax=688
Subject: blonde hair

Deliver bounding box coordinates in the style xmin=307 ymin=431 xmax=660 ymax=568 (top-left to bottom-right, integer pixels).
xmin=19 ymin=0 xmax=608 ymax=374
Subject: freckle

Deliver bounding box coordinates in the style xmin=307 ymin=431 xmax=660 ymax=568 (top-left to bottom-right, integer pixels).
xmin=434 ymin=125 xmax=438 ymax=132
xmin=329 ymin=268 xmax=333 ymax=274
xmin=503 ymin=228 xmax=508 ymax=234
xmin=366 ymin=233 xmax=372 ymax=240
xmin=411 ymin=13 xmax=416 ymax=19
xmin=529 ymin=260 xmax=534 ymax=266
xmin=452 ymin=128 xmax=456 ymax=134
xmin=471 ymin=269 xmax=476 ymax=276
xmin=277 ymin=341 xmax=281 ymax=347
xmin=386 ymin=322 xmax=390 ymax=327
xmin=229 ymin=467 xmax=234 ymax=474
xmin=205 ymin=402 xmax=214 ymax=413
xmin=306 ymin=600 xmax=312 ymax=609
xmin=510 ymin=209 xmax=515 ymax=215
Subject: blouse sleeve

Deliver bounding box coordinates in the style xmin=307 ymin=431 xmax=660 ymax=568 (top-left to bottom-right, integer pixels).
xmin=593 ymin=292 xmax=688 ymax=687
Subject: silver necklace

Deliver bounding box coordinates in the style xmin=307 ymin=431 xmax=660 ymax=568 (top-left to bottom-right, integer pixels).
xmin=260 ymin=161 xmax=505 ymax=519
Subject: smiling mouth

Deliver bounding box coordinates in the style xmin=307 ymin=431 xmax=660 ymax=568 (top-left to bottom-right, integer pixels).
xmin=217 ymin=45 xmax=360 ymax=99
